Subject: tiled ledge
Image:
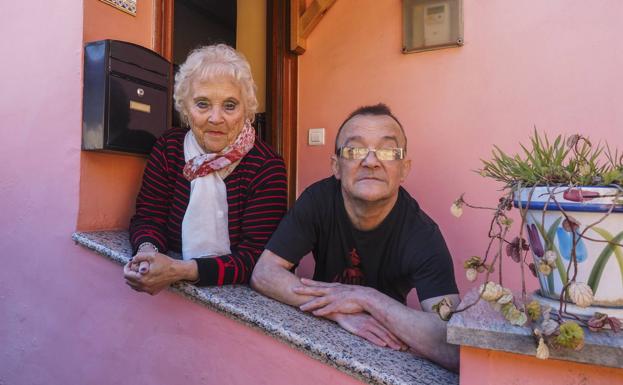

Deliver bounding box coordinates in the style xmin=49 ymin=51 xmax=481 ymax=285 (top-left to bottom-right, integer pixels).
xmin=447 ymin=289 xmax=623 ymax=368
xmin=72 ymin=231 xmax=458 ymax=385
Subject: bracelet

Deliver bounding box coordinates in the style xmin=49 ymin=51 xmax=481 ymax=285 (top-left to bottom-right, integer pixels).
xmin=137 ymin=242 xmax=158 ymax=253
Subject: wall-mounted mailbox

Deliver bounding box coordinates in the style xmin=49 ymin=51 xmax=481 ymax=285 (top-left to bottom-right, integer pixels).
xmin=82 ymin=39 xmax=170 ymax=155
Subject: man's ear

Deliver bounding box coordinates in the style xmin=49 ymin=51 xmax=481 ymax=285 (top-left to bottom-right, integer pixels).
xmin=400 ymin=158 xmax=411 ymax=182
xmin=331 ymin=154 xmax=341 ymax=179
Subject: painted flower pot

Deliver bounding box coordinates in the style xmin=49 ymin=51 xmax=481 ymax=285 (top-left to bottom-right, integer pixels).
xmin=515 ymin=186 xmax=623 ymax=309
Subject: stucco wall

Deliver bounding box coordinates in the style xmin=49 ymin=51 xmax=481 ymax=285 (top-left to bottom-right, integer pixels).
xmin=77 ymin=0 xmax=155 ymax=231
xmin=0 ymin=1 xmax=361 ymax=384
xmin=297 ymin=0 xmax=623 ymax=297
xmin=460 ymin=347 xmax=623 ymax=385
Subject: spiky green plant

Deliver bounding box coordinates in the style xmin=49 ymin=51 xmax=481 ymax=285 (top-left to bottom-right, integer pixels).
xmin=479 ymin=131 xmax=623 ymax=188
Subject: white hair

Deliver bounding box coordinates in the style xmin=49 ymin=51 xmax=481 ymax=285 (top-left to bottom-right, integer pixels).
xmin=173 ymin=44 xmax=258 ymax=124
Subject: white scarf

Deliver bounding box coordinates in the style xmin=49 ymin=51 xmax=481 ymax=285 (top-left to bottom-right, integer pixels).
xmin=181 ymin=131 xmax=232 ymax=260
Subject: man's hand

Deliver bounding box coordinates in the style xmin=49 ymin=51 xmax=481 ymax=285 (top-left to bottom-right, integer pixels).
xmin=327 ymin=312 xmax=407 ymax=351
xmin=294 ymin=279 xmax=407 ymax=350
xmin=123 ymin=252 xmax=196 ymax=295
xmin=293 ymin=278 xmax=371 ymax=316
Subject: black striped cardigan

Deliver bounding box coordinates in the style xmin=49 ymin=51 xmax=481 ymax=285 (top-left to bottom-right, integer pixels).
xmin=129 ymin=127 xmax=288 ymax=286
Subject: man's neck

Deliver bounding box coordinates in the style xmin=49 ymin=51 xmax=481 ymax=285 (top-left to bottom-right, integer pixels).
xmin=342 ymin=190 xmax=399 ymax=231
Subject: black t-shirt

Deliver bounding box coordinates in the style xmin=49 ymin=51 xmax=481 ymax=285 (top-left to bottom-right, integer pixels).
xmin=266 ymin=177 xmax=459 ymax=304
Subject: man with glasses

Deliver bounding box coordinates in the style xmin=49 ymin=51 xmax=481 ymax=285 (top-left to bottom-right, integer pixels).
xmin=251 ymin=104 xmax=459 ymax=372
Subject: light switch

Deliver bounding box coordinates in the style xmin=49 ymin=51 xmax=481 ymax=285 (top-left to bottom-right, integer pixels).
xmin=308 ymin=128 xmax=325 ymax=146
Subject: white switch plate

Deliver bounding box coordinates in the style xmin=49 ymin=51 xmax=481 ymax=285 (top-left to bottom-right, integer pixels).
xmin=308 ymin=128 xmax=325 ymax=146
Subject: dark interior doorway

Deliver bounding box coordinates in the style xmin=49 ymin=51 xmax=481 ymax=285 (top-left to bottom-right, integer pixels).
xmin=171 ymin=0 xmax=237 ymax=127
xmin=173 ymin=0 xmax=236 ymax=65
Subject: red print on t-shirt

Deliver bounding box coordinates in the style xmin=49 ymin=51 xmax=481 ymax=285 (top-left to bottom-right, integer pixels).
xmin=334 ymin=248 xmax=365 ymax=285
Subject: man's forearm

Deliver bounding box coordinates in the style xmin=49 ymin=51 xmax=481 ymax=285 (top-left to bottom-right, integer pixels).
xmin=250 ymin=251 xmax=316 ymax=306
xmin=360 ymin=290 xmax=460 ymax=372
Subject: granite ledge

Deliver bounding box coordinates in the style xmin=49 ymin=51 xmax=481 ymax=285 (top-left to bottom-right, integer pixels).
xmin=72 ymin=230 xmax=458 ymax=385
xmin=447 ymin=288 xmax=623 ymax=368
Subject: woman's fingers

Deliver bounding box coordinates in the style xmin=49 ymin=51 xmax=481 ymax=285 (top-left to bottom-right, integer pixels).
xmin=138 ymin=261 xmax=150 ymax=274
xmin=132 ymin=253 xmax=154 ymax=264
xmin=123 ymin=263 xmax=141 ymax=280
xmin=125 ymin=280 xmax=142 ymax=291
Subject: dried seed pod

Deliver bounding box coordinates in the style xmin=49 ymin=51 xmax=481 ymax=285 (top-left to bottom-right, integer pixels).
xmin=541 ymin=319 xmax=559 ymax=336
xmin=438 ymin=304 xmax=452 ymax=321
xmin=432 ymin=297 xmax=454 ymax=321
xmin=526 ymin=300 xmax=541 ymax=321
xmin=466 ymin=268 xmax=478 ymax=282
xmin=450 ymin=202 xmax=463 ymax=218
xmin=555 ymin=321 xmax=585 ymax=350
xmin=538 ymin=262 xmax=552 ymax=275
xmin=501 ymin=303 xmax=516 ymax=319
xmin=497 ymin=289 xmax=514 ymax=305
xmin=568 ymin=282 xmax=594 ymax=308
xmin=543 ymin=250 xmax=557 ymax=265
xmin=480 ymin=281 xmax=503 ymax=301
xmin=562 ymin=215 xmax=581 ymax=232
xmin=508 ymin=309 xmax=528 ymax=326
xmin=463 ymin=256 xmax=482 ymax=269
xmin=536 ymin=337 xmax=550 ymax=360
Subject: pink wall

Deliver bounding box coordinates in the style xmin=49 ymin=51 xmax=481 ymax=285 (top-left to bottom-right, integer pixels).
xmin=297 ymin=0 xmax=623 ymax=296
xmin=0 ymin=1 xmax=363 ymax=384
xmin=77 ymin=0 xmax=155 ymax=231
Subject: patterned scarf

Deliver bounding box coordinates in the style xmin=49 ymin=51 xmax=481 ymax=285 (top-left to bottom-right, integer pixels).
xmin=183 ymin=120 xmax=256 ymax=181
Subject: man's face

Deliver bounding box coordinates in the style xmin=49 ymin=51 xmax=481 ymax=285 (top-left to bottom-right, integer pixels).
xmin=332 ymin=114 xmax=411 ymax=204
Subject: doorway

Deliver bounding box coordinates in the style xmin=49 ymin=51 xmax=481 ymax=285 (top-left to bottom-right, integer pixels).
xmin=156 ymin=0 xmax=297 ymax=204
xmin=170 ymin=0 xmax=237 ymax=128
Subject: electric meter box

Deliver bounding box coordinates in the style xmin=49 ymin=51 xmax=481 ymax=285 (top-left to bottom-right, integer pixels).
xmin=82 ymin=39 xmax=170 ymax=155
xmin=402 ymin=0 xmax=463 ymax=53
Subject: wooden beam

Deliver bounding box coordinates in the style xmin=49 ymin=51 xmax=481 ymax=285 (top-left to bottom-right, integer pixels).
xmin=154 ymin=0 xmax=174 ymax=61
xmin=289 ymin=0 xmax=336 ymax=55
xmin=300 ymin=0 xmax=336 ymax=39
xmin=289 ymin=0 xmax=306 ymax=54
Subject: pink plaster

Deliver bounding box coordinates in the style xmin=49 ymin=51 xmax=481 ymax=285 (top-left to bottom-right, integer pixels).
xmin=0 ymin=1 xmax=364 ymax=384
xmin=297 ymin=0 xmax=623 ymax=298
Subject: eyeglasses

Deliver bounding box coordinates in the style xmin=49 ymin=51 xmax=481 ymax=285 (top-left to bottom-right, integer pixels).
xmin=336 ymin=146 xmax=405 ymax=161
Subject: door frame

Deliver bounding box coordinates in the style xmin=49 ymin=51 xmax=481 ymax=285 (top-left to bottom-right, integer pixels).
xmin=267 ymin=0 xmax=298 ymax=206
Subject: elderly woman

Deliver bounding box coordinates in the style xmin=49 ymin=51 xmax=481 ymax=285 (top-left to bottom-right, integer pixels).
xmin=124 ymin=44 xmax=287 ymax=294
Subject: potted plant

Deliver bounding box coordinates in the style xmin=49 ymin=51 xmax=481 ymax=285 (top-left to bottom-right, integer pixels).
xmin=447 ymin=131 xmax=623 ymax=359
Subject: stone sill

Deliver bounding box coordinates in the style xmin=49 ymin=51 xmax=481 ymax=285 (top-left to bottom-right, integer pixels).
xmin=72 ymin=230 xmax=458 ymax=385
xmin=447 ymin=289 xmax=623 ymax=368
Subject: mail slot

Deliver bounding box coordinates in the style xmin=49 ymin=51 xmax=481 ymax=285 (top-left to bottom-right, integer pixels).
xmin=82 ymin=39 xmax=170 ymax=155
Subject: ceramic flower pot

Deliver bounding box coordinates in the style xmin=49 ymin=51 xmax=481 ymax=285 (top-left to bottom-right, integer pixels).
xmin=515 ymin=186 xmax=623 ymax=312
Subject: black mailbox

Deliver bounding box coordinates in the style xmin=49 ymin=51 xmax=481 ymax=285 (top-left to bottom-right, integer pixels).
xmin=82 ymin=40 xmax=170 ymax=155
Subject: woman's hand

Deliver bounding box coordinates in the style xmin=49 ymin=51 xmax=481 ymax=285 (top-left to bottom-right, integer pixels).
xmin=123 ymin=252 xmax=198 ymax=295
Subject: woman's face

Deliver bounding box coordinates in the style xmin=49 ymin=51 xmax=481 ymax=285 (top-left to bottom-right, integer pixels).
xmin=185 ymin=76 xmax=246 ymax=153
